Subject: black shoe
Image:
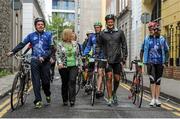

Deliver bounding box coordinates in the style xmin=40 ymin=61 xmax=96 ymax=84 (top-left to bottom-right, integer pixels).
xmin=70 ymin=101 xmax=75 ymax=107
xmin=96 ymin=91 xmax=104 ymax=99
xmin=63 ymin=102 xmax=68 ymax=106
xmin=46 ymin=96 xmax=51 ymax=104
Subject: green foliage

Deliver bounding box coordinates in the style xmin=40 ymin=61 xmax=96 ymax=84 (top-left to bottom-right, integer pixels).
xmin=46 ymin=15 xmax=75 ymax=41
xmin=0 ymin=69 xmax=12 ymax=78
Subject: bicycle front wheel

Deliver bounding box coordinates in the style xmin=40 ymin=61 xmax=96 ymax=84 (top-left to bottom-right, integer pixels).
xmin=11 ymin=72 xmax=23 ymax=110
xmin=21 ymin=72 xmax=31 ymax=105
xmin=91 ymin=73 xmax=97 ymax=106
xmin=121 ymin=70 xmax=127 ymax=84
xmin=135 ymin=75 xmax=143 ymax=108
xmin=75 ymin=72 xmax=83 ymax=96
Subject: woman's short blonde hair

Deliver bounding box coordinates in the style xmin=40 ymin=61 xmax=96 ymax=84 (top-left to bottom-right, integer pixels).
xmin=62 ymin=28 xmax=73 ymax=42
xmin=71 ymin=32 xmax=77 ymax=41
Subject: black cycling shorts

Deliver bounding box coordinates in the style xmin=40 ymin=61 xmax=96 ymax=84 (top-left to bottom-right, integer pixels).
xmin=98 ymin=61 xmax=107 ymax=69
xmin=147 ymin=64 xmax=164 ymax=85
xmin=105 ymin=63 xmax=122 ymax=75
xmin=88 ymin=62 xmax=95 ymax=72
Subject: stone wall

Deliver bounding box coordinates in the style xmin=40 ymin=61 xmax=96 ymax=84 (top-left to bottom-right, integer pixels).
xmin=0 ymin=0 xmax=12 ymax=70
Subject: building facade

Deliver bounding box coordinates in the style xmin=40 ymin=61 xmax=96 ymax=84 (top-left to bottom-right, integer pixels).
xmin=140 ymin=0 xmax=180 ymax=79
xmin=52 ymin=0 xmax=75 ymax=22
xmin=75 ymin=0 xmax=102 ymax=43
xmin=22 ymin=0 xmax=45 ymax=40
xmin=0 ymin=0 xmax=23 ymax=71
xmin=44 ymin=0 xmax=52 ymax=22
xmin=0 ymin=0 xmax=46 ymax=72
xmin=161 ymin=0 xmax=180 ymax=79
xmin=106 ymin=0 xmax=117 ymax=15
xmin=116 ymin=0 xmax=132 ymax=66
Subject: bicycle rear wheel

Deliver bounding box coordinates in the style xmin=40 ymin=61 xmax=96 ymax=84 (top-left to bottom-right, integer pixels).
xmin=121 ymin=70 xmax=127 ymax=84
xmin=131 ymin=75 xmax=136 ymax=104
xmin=75 ymin=72 xmax=83 ymax=96
xmin=11 ymin=72 xmax=23 ymax=110
xmin=91 ymin=73 xmax=97 ymax=106
xmin=135 ymin=75 xmax=143 ymax=108
xmin=101 ymin=76 xmax=106 ymax=96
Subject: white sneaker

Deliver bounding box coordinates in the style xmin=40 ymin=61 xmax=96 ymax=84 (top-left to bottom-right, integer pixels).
xmin=149 ymin=99 xmax=155 ymax=106
xmin=155 ymin=99 xmax=161 ymax=106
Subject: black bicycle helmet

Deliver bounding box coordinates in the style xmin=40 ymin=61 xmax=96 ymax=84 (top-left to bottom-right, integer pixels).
xmin=34 ymin=17 xmax=45 ymax=26
xmin=105 ymin=14 xmax=115 ymax=21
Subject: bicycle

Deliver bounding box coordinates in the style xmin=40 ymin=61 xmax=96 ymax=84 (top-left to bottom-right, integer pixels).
xmin=11 ymin=53 xmax=31 ymax=110
xmin=89 ymin=58 xmax=107 ymax=106
xmin=74 ymin=56 xmax=88 ymax=96
xmin=128 ymin=60 xmax=144 ymax=108
xmin=75 ymin=67 xmax=84 ymax=96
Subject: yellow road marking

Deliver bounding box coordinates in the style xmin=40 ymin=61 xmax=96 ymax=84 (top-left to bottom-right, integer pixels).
xmin=0 ymin=99 xmax=10 ymax=111
xmin=163 ymin=103 xmax=180 ymax=112
xmin=0 ymin=104 xmax=11 ymax=117
xmin=161 ymin=105 xmax=173 ymax=111
xmin=172 ymin=112 xmax=180 ymax=117
xmin=120 ymin=84 xmax=129 ymax=90
xmin=0 ymin=92 xmax=19 ymax=111
xmin=143 ymin=94 xmax=151 ymax=100
xmin=121 ymin=83 xmax=131 ymax=89
xmin=121 ymin=83 xmax=179 ymax=113
xmin=142 ymin=96 xmax=151 ymax=102
xmin=0 ymin=85 xmax=33 ymax=117
xmin=0 ymin=97 xmax=18 ymax=117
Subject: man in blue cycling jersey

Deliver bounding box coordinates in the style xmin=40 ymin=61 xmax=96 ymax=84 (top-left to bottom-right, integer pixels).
xmin=83 ymin=22 xmax=106 ymax=98
xmin=7 ymin=17 xmax=53 ymax=109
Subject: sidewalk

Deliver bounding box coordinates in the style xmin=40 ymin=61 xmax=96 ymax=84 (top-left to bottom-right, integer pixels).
xmin=124 ymin=68 xmax=180 ymax=103
xmin=0 ymin=74 xmax=15 ymax=99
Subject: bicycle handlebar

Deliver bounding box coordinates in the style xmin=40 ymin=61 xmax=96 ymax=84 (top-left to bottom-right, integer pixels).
xmin=130 ymin=60 xmax=143 ymax=70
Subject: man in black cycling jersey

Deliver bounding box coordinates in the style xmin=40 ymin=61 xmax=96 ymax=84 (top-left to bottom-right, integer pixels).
xmin=96 ymin=14 xmax=128 ymax=106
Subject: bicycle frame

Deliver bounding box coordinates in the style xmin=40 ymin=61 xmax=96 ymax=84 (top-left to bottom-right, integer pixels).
xmin=129 ymin=60 xmax=144 ymax=108
xmin=89 ymin=58 xmax=107 ymax=106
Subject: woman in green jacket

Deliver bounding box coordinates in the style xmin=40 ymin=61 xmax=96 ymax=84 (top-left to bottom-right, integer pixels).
xmin=56 ymin=29 xmax=81 ymax=107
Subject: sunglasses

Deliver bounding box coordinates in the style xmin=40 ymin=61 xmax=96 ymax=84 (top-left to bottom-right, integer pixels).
xmin=154 ymin=28 xmax=161 ymax=31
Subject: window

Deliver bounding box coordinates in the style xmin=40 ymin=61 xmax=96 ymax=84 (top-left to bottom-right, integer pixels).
xmin=151 ymin=0 xmax=161 ymax=22
xmin=52 ymin=0 xmax=75 ymax=10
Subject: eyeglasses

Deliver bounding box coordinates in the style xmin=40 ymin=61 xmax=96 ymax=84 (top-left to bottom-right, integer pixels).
xmin=154 ymin=28 xmax=161 ymax=31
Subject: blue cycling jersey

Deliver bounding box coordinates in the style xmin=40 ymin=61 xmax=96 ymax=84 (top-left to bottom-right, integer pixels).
xmin=22 ymin=31 xmax=53 ymax=58
xmin=83 ymin=33 xmax=105 ymax=59
xmin=142 ymin=35 xmax=169 ymax=64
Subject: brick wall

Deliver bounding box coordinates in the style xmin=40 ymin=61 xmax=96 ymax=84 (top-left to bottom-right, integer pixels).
xmin=172 ymin=67 xmax=180 ymax=79
xmin=163 ymin=67 xmax=180 ymax=80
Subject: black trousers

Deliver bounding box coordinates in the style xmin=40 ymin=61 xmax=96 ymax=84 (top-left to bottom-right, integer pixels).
xmin=31 ymin=59 xmax=51 ymax=104
xmin=50 ymin=62 xmax=56 ymax=79
xmin=59 ymin=66 xmax=78 ymax=103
